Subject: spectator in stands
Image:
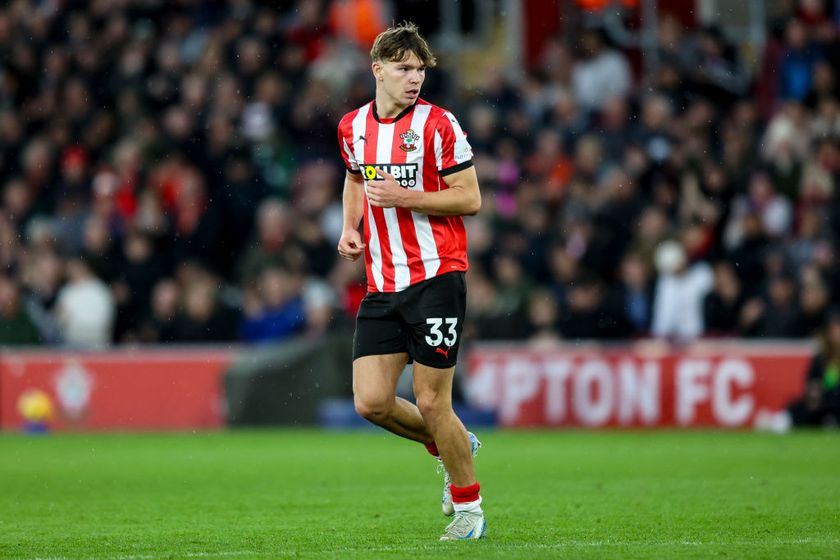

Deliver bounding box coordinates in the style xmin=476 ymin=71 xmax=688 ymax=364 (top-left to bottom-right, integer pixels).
xmin=80 ymin=215 xmax=120 ymax=285
xmin=0 ymin=274 xmax=40 ymax=345
xmin=170 ymin=271 xmax=239 ymax=343
xmin=630 ymin=206 xmax=670 ymax=265
xmin=52 ymin=146 xmax=91 ymax=254
xmin=240 ymin=264 xmax=306 ymax=343
xmin=327 ymin=256 xmax=366 ymax=321
xmin=19 ymin=138 xmax=55 ymax=218
xmin=113 ymin=230 xmax=167 ymax=341
xmin=787 ymin=207 xmax=828 ymax=268
xmin=596 ymin=96 xmax=634 ymax=165
xmin=608 ymin=251 xmax=654 ymax=337
xmin=761 ymin=102 xmax=810 ymax=198
xmin=703 ymin=261 xmax=745 ymax=336
xmin=491 ymin=252 xmax=532 ymax=330
xmin=463 ymin=269 xmax=525 ymax=341
xmin=0 ymin=215 xmax=20 ymax=273
xmin=811 ymin=97 xmax=840 ymax=137
xmin=725 ymin=213 xmax=771 ymax=300
xmin=789 ymin=308 xmax=840 ymax=426
xmin=779 ymin=18 xmax=823 ymax=102
xmin=302 ymin=278 xmax=340 ymax=339
xmin=525 ymin=288 xmax=561 ymax=344
xmin=725 ymin=172 xmax=794 ymax=258
xmin=656 ymin=14 xmax=696 ymax=80
xmin=593 ymin=169 xmax=646 ymax=276
xmin=165 ymin=162 xmax=225 ymax=274
xmin=572 ymin=28 xmax=631 ymax=112
xmin=216 ymin=152 xmax=270 ymax=269
xmin=690 ymin=25 xmax=749 ymax=107
xmin=558 ymin=272 xmax=622 ymax=339
xmin=634 ymin=93 xmax=676 ymax=167
xmin=740 ymin=272 xmax=802 ymax=338
xmin=54 ymin=256 xmax=115 ymax=348
xmin=20 ymin=249 xmax=64 ymax=344
xmin=293 ymin=163 xmax=341 ymax=277
xmin=2 ymin=177 xmax=33 ymax=233
xmin=237 ymin=199 xmax=306 ymax=288
xmin=651 ymin=240 xmax=714 ymax=342
xmin=135 ymin=278 xmax=180 ymax=344
xmin=798 ymin=266 xmax=831 ymax=336
xmin=803 ymin=60 xmax=839 ymax=109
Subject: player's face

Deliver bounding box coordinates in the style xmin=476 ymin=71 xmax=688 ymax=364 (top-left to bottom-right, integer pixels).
xmin=375 ymin=52 xmax=426 ymax=108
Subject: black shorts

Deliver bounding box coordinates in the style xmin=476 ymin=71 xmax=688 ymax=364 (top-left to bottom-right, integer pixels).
xmin=353 ymin=271 xmax=466 ymax=369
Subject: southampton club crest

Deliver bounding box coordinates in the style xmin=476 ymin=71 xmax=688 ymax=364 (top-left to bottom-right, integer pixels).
xmin=399 ymin=129 xmax=420 ymax=152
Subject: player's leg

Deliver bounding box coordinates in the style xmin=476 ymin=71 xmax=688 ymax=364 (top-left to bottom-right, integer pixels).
xmin=414 ymin=363 xmax=485 ymax=540
xmin=353 ymin=352 xmax=433 ymax=444
xmin=402 ymin=272 xmax=485 ymax=539
xmin=401 ymin=271 xmax=471 ymax=472
xmin=352 ymin=291 xmax=433 ymax=442
xmin=412 ymin=364 xmax=473 ymax=485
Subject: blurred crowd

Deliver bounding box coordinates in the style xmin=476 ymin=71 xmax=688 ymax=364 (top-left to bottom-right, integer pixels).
xmin=0 ymin=0 xmax=379 ymax=347
xmin=1 ymin=0 xmax=840 ymax=349
xmin=463 ymin=0 xmax=840 ymax=346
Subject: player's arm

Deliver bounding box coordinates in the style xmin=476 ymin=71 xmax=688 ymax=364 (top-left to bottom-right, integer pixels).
xmin=337 ymin=171 xmax=366 ymax=261
xmin=366 ymin=166 xmax=481 ymax=217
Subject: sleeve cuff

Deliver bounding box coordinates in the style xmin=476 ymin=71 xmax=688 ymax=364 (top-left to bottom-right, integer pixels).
xmin=347 ymin=167 xmax=361 ymax=174
xmin=439 ymin=160 xmax=473 ymax=177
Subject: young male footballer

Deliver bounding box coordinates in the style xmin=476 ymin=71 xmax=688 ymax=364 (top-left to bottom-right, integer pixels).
xmin=336 ymin=22 xmax=486 ymax=541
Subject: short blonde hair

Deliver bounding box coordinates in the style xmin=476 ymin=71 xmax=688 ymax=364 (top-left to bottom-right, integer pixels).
xmin=370 ymin=21 xmax=436 ymax=67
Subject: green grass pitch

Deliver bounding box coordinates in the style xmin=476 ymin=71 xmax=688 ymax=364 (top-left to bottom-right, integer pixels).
xmin=1 ymin=430 xmax=839 ymax=559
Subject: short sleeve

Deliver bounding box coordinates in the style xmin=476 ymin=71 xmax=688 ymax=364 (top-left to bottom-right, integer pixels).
xmin=435 ymin=111 xmax=473 ymax=176
xmin=337 ymin=117 xmax=361 ymax=174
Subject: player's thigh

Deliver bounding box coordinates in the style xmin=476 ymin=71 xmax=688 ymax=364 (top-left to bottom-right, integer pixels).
xmin=352 ymin=290 xmax=410 ymax=404
xmin=352 ymin=352 xmax=410 ymax=406
xmin=403 ymin=272 xmax=466 ymax=369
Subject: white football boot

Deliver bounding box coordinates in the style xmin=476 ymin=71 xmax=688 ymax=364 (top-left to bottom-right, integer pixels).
xmin=439 ymin=431 xmax=482 ymax=516
xmin=439 ymin=510 xmax=487 ymax=541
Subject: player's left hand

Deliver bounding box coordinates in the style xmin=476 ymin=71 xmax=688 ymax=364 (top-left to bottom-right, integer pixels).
xmin=366 ymin=170 xmax=407 ymax=209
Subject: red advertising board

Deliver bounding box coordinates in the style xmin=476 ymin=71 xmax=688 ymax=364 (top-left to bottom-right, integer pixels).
xmin=0 ymin=349 xmax=235 ymax=431
xmin=465 ymin=342 xmax=813 ymax=428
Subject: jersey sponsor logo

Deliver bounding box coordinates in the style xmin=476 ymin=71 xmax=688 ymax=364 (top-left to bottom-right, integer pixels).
xmin=361 ymin=163 xmax=419 ymax=188
xmin=399 ymin=129 xmax=420 ymax=152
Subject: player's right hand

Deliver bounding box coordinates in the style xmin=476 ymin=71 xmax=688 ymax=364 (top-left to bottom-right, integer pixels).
xmin=337 ymin=229 xmax=366 ymax=261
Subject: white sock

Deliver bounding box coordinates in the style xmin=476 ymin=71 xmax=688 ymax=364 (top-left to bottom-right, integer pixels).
xmin=453 ymin=496 xmax=483 ymax=514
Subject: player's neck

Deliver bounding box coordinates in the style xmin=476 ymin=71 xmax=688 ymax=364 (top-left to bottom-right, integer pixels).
xmin=374 ymin=89 xmax=412 ymax=120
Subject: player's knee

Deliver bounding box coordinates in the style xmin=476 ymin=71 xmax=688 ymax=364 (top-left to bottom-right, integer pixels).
xmin=415 ymin=391 xmax=450 ymax=421
xmin=354 ymin=395 xmax=392 ymax=424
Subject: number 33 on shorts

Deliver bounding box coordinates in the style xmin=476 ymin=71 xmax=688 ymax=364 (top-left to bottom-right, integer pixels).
xmin=425 ymin=317 xmax=458 ymax=347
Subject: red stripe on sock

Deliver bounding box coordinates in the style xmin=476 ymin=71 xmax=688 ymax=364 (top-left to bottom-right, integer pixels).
xmin=424 ymin=442 xmax=440 ymax=457
xmin=450 ymin=482 xmax=480 ymax=503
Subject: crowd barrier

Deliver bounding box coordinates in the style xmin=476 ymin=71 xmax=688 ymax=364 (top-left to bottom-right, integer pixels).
xmin=464 ymin=341 xmax=813 ymax=428
xmin=0 ymin=349 xmax=234 ymax=431
xmin=0 ymin=339 xmax=814 ymax=431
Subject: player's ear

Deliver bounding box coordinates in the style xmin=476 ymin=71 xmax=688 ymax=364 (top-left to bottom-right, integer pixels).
xmin=372 ymin=61 xmax=382 ymax=82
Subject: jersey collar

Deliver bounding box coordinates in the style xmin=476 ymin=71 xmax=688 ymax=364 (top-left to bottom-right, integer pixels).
xmin=372 ymin=100 xmax=418 ymax=124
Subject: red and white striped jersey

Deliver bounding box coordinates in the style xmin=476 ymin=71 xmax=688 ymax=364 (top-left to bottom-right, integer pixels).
xmin=337 ymin=99 xmax=474 ymax=293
